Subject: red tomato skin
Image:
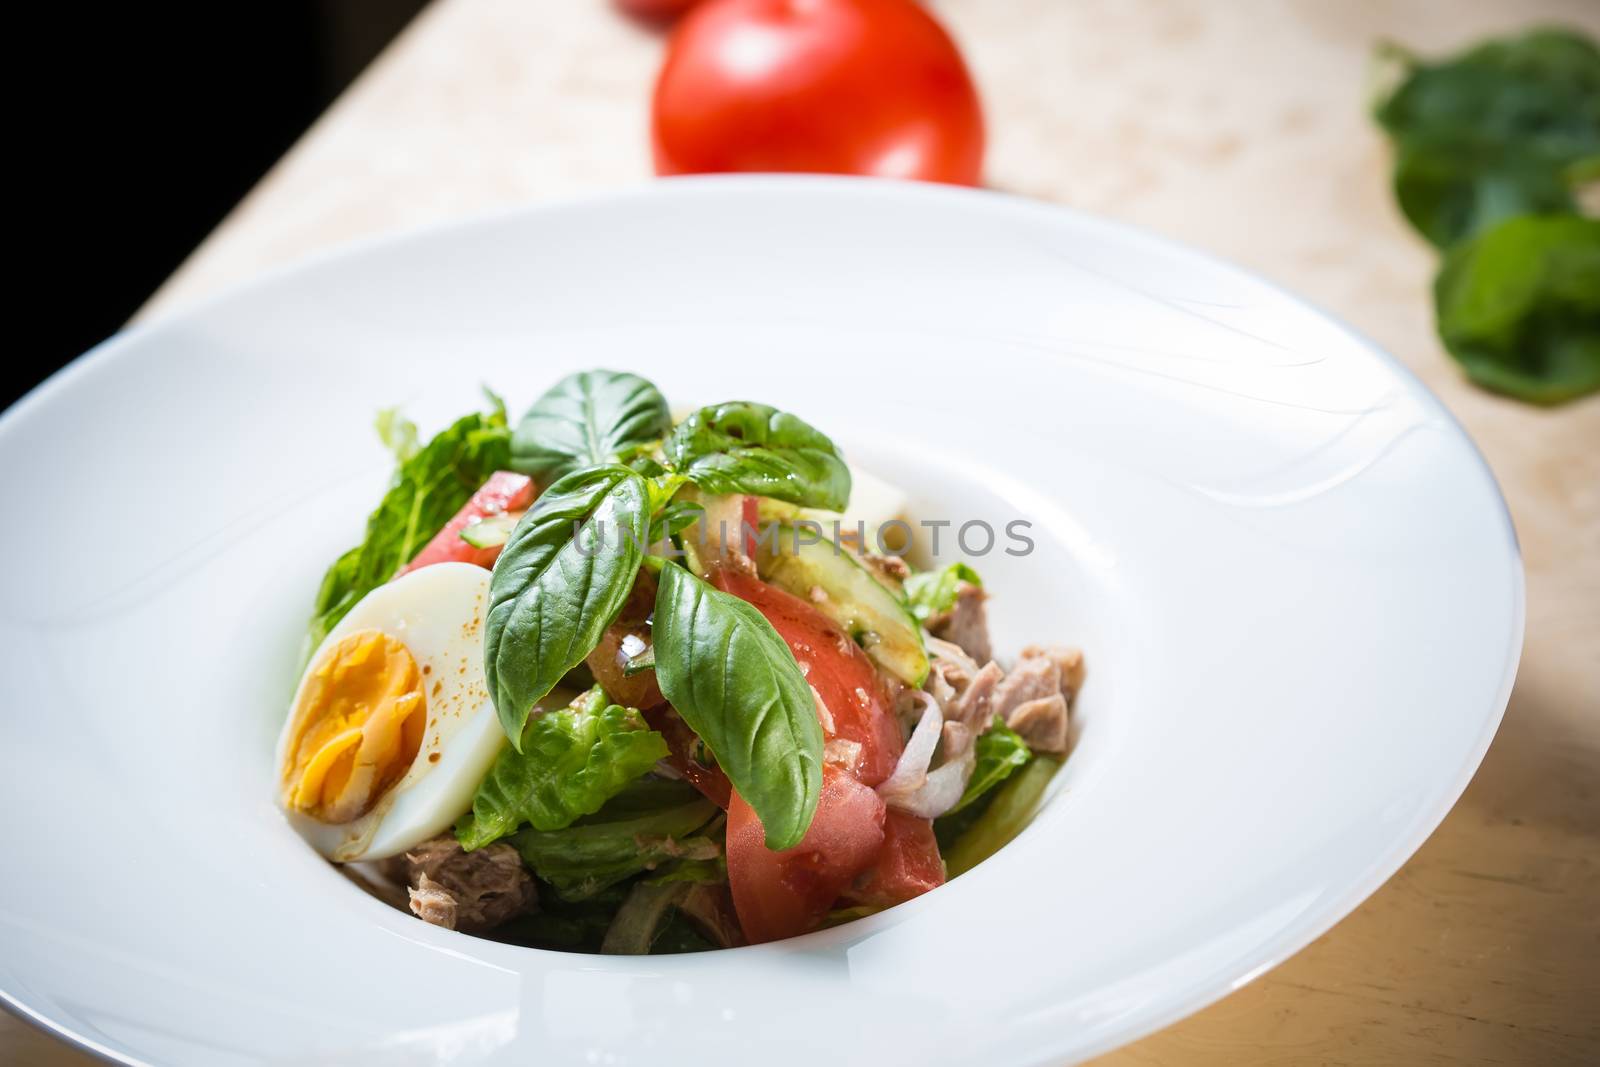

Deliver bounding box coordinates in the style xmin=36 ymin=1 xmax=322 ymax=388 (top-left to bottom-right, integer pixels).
xmin=712 ymin=566 xmax=903 ymax=785
xmin=847 ymin=809 xmax=945 ymax=908
xmin=652 ymin=0 xmax=984 ymax=185
xmin=643 ymin=704 xmax=734 ymax=808
xmin=615 ymin=0 xmax=702 ymax=18
xmin=400 ymin=471 xmax=535 ymax=574
xmin=727 ymin=765 xmax=887 ymax=943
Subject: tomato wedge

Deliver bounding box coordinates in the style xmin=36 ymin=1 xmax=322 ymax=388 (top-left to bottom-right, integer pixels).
xmin=846 ymin=810 xmax=945 ymax=908
xmin=712 ymin=566 xmax=903 ymax=785
xmin=644 ymin=703 xmax=733 ymax=809
xmin=399 ymin=471 xmax=535 ymax=574
xmin=726 ymin=765 xmax=886 ymax=943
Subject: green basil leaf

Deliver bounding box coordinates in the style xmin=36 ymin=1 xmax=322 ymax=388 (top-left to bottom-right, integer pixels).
xmin=308 ymin=406 xmax=511 ymax=651
xmin=903 ymin=562 xmax=984 ymax=624
xmin=948 ymin=718 xmax=1032 ymax=815
xmin=652 ymin=561 xmax=823 ymax=850
xmin=1434 ymin=214 xmax=1600 ymax=404
xmin=486 ymin=465 xmax=649 ymax=744
xmin=511 ymin=370 xmax=672 ymax=484
xmin=455 ymin=687 xmax=669 ymax=850
xmin=1374 ymin=28 xmax=1600 ymax=247
xmin=665 ymin=402 xmax=851 ymax=512
xmin=650 ymin=500 xmax=705 ymax=544
xmin=511 ymin=778 xmax=718 ymax=901
xmin=1389 ymin=135 xmax=1582 ymax=249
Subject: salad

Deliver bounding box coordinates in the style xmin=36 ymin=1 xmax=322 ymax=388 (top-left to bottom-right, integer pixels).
xmin=276 ymin=370 xmax=1083 ymax=952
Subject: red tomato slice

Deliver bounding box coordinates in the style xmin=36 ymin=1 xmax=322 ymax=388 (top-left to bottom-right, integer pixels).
xmin=643 ymin=704 xmax=733 ymax=809
xmin=712 ymin=566 xmax=903 ymax=785
xmin=726 ymin=765 xmax=886 ymax=943
xmin=399 ymin=471 xmax=534 ymax=575
xmin=846 ymin=809 xmax=945 ymax=908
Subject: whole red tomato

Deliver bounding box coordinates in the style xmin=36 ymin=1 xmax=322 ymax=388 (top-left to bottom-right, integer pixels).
xmin=615 ymin=0 xmax=703 ymax=18
xmin=651 ymin=0 xmax=984 ymax=185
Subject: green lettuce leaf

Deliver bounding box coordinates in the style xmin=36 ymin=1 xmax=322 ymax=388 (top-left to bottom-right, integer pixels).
xmin=511 ymin=778 xmax=720 ymax=901
xmin=308 ymin=406 xmax=511 ymax=651
xmin=1435 ymin=214 xmax=1600 ymax=404
xmin=456 ymin=686 xmax=668 ymax=850
xmin=948 ymin=718 xmax=1031 ymax=815
xmin=903 ymin=562 xmax=983 ymax=623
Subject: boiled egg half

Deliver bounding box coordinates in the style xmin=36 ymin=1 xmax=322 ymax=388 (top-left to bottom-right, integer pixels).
xmin=276 ymin=562 xmax=505 ymax=862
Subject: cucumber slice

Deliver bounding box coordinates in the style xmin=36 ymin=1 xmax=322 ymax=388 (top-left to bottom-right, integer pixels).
xmin=459 ymin=512 xmax=519 ymax=549
xmin=754 ymin=524 xmax=929 ymax=686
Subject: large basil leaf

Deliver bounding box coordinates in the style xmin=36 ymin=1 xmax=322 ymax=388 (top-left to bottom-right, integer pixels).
xmin=665 ymin=402 xmax=851 ymax=512
xmin=455 ymin=687 xmax=669 ymax=849
xmin=308 ymin=407 xmax=511 ymax=650
xmin=1434 ymin=214 xmax=1600 ymax=404
xmin=652 ymin=561 xmax=823 ymax=850
xmin=511 ymin=370 xmax=672 ymax=484
xmin=511 ymin=779 xmax=719 ymax=901
xmin=485 ymin=465 xmax=649 ymax=744
xmin=1374 ymin=28 xmax=1600 ymax=247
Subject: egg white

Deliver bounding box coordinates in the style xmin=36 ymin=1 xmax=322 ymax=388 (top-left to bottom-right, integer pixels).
xmin=276 ymin=562 xmax=504 ymax=862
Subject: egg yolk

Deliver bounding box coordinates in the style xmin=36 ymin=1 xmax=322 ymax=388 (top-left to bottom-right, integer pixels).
xmin=282 ymin=629 xmax=426 ymax=824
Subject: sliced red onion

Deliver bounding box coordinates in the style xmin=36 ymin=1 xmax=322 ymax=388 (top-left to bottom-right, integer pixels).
xmin=889 ymin=745 xmax=976 ymax=819
xmin=877 ymin=692 xmax=943 ymax=802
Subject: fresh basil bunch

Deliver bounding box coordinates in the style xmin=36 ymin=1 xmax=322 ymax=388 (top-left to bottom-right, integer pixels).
xmin=1372 ymin=27 xmax=1600 ymax=404
xmin=486 ymin=370 xmax=846 ymax=849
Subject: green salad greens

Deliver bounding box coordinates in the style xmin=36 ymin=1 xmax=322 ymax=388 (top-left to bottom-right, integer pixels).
xmin=307 ymin=401 xmax=511 ymax=651
xmin=456 ymin=687 xmax=669 ymax=850
xmin=904 ymin=561 xmax=983 ymax=623
xmin=289 ymin=369 xmax=1078 ymax=955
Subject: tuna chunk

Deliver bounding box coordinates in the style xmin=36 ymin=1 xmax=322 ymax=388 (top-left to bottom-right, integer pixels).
xmin=927 ymin=582 xmax=992 ymax=664
xmin=398 ymin=835 xmax=536 ymax=933
xmin=990 ymin=646 xmax=1080 ymax=755
xmin=1006 ymin=694 xmax=1070 ymax=753
xmin=1021 ymin=644 xmax=1086 ymax=699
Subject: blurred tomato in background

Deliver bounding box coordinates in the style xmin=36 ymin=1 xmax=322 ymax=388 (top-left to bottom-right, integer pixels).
xmin=650 ymin=0 xmax=984 ymax=185
xmin=614 ymin=0 xmax=704 ymax=18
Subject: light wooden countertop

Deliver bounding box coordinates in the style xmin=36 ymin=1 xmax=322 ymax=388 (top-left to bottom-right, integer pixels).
xmin=9 ymin=1 xmax=1597 ymax=1063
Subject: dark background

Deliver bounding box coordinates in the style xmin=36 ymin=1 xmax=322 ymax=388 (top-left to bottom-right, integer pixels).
xmin=14 ymin=3 xmax=428 ymax=412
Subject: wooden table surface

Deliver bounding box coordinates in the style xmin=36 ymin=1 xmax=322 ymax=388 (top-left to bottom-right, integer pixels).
xmin=9 ymin=1 xmax=1598 ymax=1063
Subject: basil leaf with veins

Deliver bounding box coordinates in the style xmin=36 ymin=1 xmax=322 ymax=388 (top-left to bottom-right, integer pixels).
xmin=485 ymin=464 xmax=649 ymax=745
xmin=652 ymin=560 xmax=822 ymax=850
xmin=511 ymin=370 xmax=672 ymax=484
xmin=665 ymin=401 xmax=851 ymax=512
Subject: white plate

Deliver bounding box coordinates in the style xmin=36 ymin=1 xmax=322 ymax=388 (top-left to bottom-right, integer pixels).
xmin=0 ymin=177 xmax=1520 ymax=1066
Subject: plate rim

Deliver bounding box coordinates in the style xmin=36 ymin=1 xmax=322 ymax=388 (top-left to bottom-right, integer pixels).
xmin=0 ymin=174 xmax=1524 ymax=1067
